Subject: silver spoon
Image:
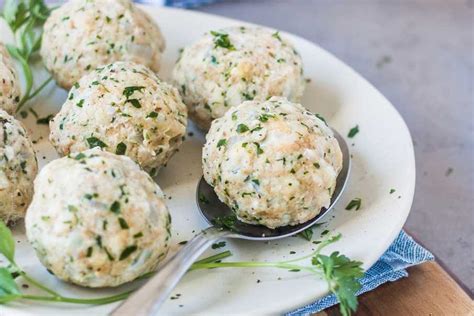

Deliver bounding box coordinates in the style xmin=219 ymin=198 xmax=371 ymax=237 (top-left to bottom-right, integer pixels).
xmin=111 ymin=130 xmax=350 ymax=316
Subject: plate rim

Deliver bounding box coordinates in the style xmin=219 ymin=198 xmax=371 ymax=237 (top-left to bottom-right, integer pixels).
xmin=1 ymin=5 xmax=416 ymax=315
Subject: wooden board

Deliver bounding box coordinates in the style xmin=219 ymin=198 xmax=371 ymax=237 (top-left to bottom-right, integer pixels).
xmin=318 ymin=262 xmax=473 ymax=315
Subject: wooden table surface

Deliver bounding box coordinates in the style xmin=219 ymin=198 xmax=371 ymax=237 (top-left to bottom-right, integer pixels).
xmin=318 ymin=261 xmax=473 ymax=315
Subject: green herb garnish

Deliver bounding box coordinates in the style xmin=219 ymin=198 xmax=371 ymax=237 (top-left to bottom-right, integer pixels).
xmin=0 ymin=221 xmax=362 ymax=315
xmin=110 ymin=201 xmax=121 ymax=214
xmin=119 ymin=245 xmax=137 ymax=260
xmin=146 ymin=111 xmax=158 ymax=118
xmin=36 ymin=114 xmax=53 ymax=125
xmin=211 ymin=241 xmax=226 ymax=249
xmin=210 ymin=31 xmax=235 ymax=50
xmin=236 ymin=123 xmax=249 ymax=133
xmin=2 ymin=0 xmax=53 ymax=112
xmin=86 ymin=136 xmax=107 ymax=149
xmin=297 ymin=227 xmax=313 ymax=241
xmin=115 ymin=142 xmax=127 ymax=155
xmin=348 ymin=125 xmax=359 ymax=138
xmin=217 ymin=139 xmax=227 ymax=148
xmin=345 ymin=198 xmax=362 ymax=211
xmin=123 ymin=86 xmax=145 ymax=98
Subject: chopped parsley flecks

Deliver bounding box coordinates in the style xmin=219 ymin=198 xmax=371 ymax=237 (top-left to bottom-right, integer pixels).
xmin=119 ymin=245 xmax=137 ymax=260
xmin=390 ymin=189 xmax=396 ymax=194
xmin=313 ymin=162 xmax=320 ymax=169
xmin=258 ymin=113 xmax=273 ymax=122
xmin=76 ymin=99 xmax=85 ymax=108
xmin=210 ymin=31 xmax=235 ymax=50
xmin=86 ymin=136 xmax=108 ymax=149
xmin=315 ymin=114 xmax=327 ymax=125
xmin=236 ymin=123 xmax=249 ymax=133
xmin=133 ymin=232 xmax=143 ymax=238
xmin=84 ymin=193 xmax=98 ymax=200
xmin=86 ymin=247 xmax=93 ymax=258
xmin=123 ymin=86 xmax=145 ymax=98
xmin=36 ymin=115 xmax=54 ymax=125
xmin=348 ymin=125 xmax=359 ymax=138
xmin=212 ymin=214 xmax=237 ymax=231
xmin=211 ymin=241 xmax=226 ymax=249
xmin=217 ymin=139 xmax=227 ymax=148
xmin=254 ymin=142 xmax=264 ymax=155
xmin=110 ymin=201 xmax=121 ymax=214
xmin=74 ymin=152 xmax=86 ymax=160
xmin=199 ymin=193 xmax=210 ymax=204
xmin=115 ymin=142 xmax=127 ymax=155
xmin=272 ymin=31 xmax=282 ymax=41
xmin=67 ymin=205 xmax=78 ymax=213
xmin=126 ymin=99 xmax=141 ymax=108
xmin=147 ymin=111 xmax=159 ymax=118
xmin=118 ymin=217 xmax=129 ymax=229
xmin=297 ymin=227 xmax=313 ymax=241
xmin=345 ymin=198 xmax=362 ymax=211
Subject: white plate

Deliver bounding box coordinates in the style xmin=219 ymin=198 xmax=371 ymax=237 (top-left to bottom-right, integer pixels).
xmin=0 ymin=6 xmax=415 ymax=316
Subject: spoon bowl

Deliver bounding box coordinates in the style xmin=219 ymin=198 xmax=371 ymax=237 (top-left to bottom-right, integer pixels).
xmin=196 ymin=129 xmax=351 ymax=240
xmin=112 ymin=129 xmax=350 ymax=316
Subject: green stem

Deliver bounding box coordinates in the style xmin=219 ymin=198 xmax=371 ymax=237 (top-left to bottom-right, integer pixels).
xmin=16 ymin=57 xmax=33 ymax=111
xmin=189 ymin=260 xmax=318 ymax=275
xmin=193 ymin=250 xmax=232 ymax=265
xmin=26 ymin=75 xmax=53 ymax=101
xmin=19 ymin=271 xmax=61 ymax=297
xmin=21 ymin=290 xmax=133 ymax=305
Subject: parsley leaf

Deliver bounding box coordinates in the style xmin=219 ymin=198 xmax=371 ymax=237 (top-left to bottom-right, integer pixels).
xmin=0 ymin=221 xmax=15 ymax=263
xmin=210 ymin=31 xmax=235 ymax=50
xmin=312 ymin=251 xmax=364 ymax=316
xmin=115 ymin=142 xmax=127 ymax=155
xmin=86 ymin=136 xmax=108 ymax=149
xmin=0 ymin=267 xmax=20 ymax=296
xmin=297 ymin=227 xmax=313 ymax=241
xmin=211 ymin=241 xmax=226 ymax=249
xmin=119 ymin=245 xmax=137 ymax=260
xmin=123 ymin=86 xmax=145 ymax=98
xmin=217 ymin=139 xmax=227 ymax=148
xmin=236 ymin=123 xmax=249 ymax=133
xmin=348 ymin=125 xmax=359 ymax=138
xmin=345 ymin=198 xmax=362 ymax=211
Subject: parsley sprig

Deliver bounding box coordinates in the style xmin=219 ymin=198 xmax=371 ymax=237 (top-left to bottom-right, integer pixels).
xmin=190 ymin=233 xmax=364 ymax=315
xmin=1 ymin=220 xmax=363 ymax=315
xmin=1 ymin=0 xmax=53 ymax=112
xmin=0 ymin=220 xmax=230 ymax=306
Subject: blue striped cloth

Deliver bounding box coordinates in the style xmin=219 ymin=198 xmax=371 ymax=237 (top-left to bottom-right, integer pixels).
xmin=287 ymin=230 xmax=434 ymax=315
xmin=137 ymin=0 xmax=435 ymax=313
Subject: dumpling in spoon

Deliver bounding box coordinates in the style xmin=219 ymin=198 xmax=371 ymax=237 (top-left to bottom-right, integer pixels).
xmin=202 ymin=97 xmax=342 ymax=229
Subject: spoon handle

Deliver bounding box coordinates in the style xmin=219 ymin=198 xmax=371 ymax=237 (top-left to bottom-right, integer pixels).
xmin=111 ymin=226 xmax=230 ymax=316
